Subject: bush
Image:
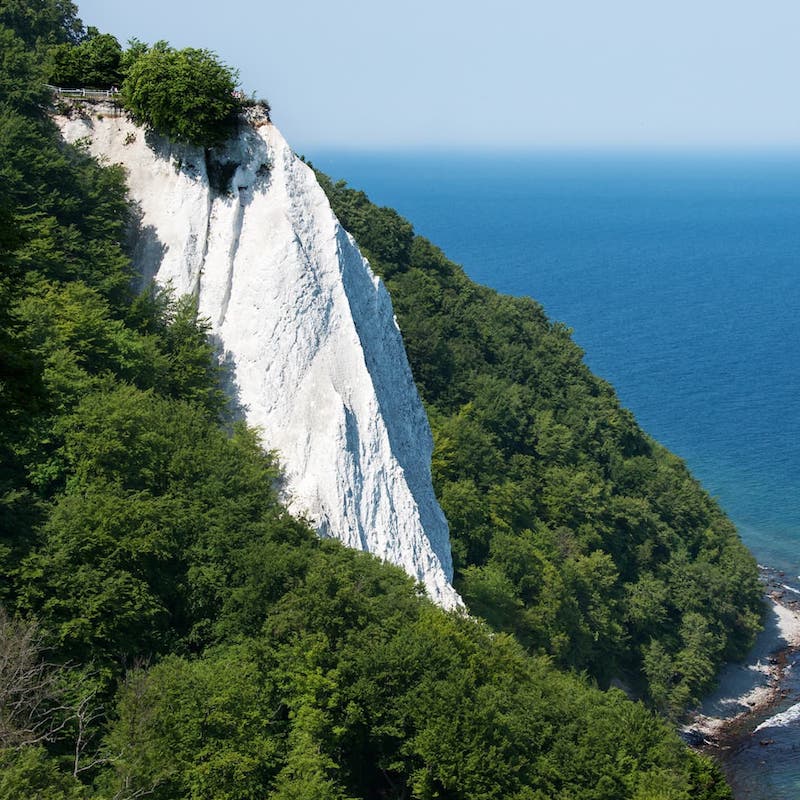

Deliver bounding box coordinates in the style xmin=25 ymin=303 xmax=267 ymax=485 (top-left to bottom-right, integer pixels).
xmin=121 ymin=41 xmax=239 ymax=148
xmin=48 ymin=28 xmax=122 ymax=87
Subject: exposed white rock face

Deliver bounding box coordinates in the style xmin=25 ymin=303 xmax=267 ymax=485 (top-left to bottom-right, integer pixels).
xmin=57 ymin=108 xmax=460 ymax=608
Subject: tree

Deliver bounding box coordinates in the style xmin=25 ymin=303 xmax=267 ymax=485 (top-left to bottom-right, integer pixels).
xmin=121 ymin=42 xmax=239 ymax=147
xmin=0 ymin=27 xmax=49 ymax=112
xmin=0 ymin=0 xmax=83 ymax=49
xmin=0 ymin=609 xmax=63 ymax=749
xmin=48 ymin=31 xmax=122 ymax=88
xmin=0 ymin=748 xmax=86 ymax=800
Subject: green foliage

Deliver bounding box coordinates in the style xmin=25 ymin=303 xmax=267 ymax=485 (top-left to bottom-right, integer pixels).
xmin=48 ymin=30 xmax=122 ymax=87
xmin=0 ymin=20 xmax=228 ymax=612
xmin=0 ymin=7 xmax=740 ymax=797
xmin=317 ymin=170 xmax=764 ymax=713
xmin=119 ymin=36 xmax=148 ymax=75
xmin=0 ymin=0 xmax=83 ymax=49
xmin=0 ymin=748 xmax=86 ymax=799
xmin=0 ymin=26 xmax=50 ymax=112
xmin=101 ymin=580 xmax=730 ymax=800
xmin=0 ymin=108 xmax=133 ymax=307
xmin=323 ymin=179 xmax=414 ymax=278
xmin=121 ymin=41 xmax=239 ymax=147
xmin=101 ymin=650 xmax=283 ymax=799
xmin=16 ymin=386 xmax=304 ymax=667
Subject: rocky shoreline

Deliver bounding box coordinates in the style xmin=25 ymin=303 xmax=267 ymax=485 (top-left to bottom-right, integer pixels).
xmin=683 ymin=568 xmax=800 ymax=751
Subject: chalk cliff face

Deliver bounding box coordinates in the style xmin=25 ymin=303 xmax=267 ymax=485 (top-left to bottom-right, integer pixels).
xmin=57 ymin=108 xmax=460 ymax=608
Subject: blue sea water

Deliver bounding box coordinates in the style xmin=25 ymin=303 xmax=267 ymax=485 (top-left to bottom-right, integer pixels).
xmin=307 ymin=148 xmax=800 ymax=796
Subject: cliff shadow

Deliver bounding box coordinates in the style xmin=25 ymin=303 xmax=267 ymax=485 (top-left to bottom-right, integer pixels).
xmin=125 ymin=201 xmax=248 ymax=431
xmin=138 ymin=128 xmax=207 ymax=184
xmin=209 ymin=333 xmax=248 ymax=429
xmin=126 ymin=200 xmax=167 ymax=291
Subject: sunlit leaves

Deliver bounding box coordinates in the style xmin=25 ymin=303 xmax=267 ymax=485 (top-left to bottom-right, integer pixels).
xmin=121 ymin=43 xmax=239 ymax=147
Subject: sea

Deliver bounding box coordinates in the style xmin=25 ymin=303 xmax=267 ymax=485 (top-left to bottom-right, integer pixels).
xmin=306 ymin=147 xmax=800 ymax=797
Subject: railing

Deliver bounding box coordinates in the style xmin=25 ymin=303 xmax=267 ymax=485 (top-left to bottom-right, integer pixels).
xmin=45 ymin=84 xmax=121 ymax=101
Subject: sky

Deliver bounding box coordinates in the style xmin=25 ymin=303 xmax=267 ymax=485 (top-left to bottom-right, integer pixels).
xmin=74 ymin=0 xmax=800 ymax=152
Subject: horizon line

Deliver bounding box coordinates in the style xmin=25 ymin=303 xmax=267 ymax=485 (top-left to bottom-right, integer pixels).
xmin=295 ymin=142 xmax=800 ymax=157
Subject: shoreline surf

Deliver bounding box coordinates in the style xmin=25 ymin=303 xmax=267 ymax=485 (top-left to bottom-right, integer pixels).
xmin=684 ymin=568 xmax=800 ymax=797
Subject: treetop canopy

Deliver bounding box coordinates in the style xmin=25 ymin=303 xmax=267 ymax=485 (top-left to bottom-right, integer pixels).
xmin=121 ymin=41 xmax=240 ymax=148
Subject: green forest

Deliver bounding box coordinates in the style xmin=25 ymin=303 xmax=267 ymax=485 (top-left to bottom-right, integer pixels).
xmin=316 ymin=175 xmax=763 ymax=717
xmin=0 ymin=1 xmax=761 ymax=797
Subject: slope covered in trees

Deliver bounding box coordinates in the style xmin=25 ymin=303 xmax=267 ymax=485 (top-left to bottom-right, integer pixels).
xmin=316 ymin=174 xmax=763 ymax=716
xmin=0 ymin=1 xmax=752 ymax=797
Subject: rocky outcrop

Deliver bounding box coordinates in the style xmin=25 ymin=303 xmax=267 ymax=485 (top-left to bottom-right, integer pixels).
xmin=57 ymin=107 xmax=460 ymax=608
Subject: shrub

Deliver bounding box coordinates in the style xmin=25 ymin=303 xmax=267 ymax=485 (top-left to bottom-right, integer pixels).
xmin=121 ymin=41 xmax=239 ymax=148
xmin=48 ymin=28 xmax=122 ymax=87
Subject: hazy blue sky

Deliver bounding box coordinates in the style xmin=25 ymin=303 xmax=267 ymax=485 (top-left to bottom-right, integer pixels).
xmin=75 ymin=0 xmax=799 ymax=151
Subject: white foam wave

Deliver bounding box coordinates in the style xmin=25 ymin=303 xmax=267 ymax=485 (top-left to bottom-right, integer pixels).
xmin=754 ymin=701 xmax=800 ymax=732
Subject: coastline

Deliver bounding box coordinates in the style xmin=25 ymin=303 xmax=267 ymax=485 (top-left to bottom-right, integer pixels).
xmin=685 ymin=569 xmax=800 ymax=743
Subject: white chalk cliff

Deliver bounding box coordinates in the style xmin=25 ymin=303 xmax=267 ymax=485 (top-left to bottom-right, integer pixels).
xmin=57 ymin=108 xmax=460 ymax=608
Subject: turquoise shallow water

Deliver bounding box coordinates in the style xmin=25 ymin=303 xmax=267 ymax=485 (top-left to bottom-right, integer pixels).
xmin=307 ymin=148 xmax=800 ymax=796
